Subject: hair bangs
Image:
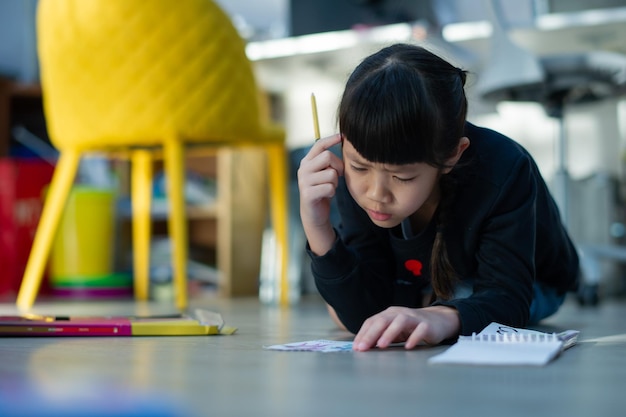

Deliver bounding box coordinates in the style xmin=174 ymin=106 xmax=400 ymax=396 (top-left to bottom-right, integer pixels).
xmin=339 ymin=63 xmax=441 ymax=166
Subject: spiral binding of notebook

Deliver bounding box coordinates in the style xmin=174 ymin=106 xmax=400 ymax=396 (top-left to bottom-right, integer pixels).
xmin=465 ymin=332 xmax=557 ymax=343
xmin=429 ymin=322 xmax=580 ymax=366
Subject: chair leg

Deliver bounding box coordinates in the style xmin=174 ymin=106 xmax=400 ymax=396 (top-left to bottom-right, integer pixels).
xmin=163 ymin=139 xmax=188 ymax=310
xmin=16 ymin=150 xmax=81 ymax=310
xmin=267 ymin=144 xmax=289 ymax=306
xmin=131 ymin=149 xmax=153 ymax=301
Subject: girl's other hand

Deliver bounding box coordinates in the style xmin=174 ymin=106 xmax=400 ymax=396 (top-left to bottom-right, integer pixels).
xmin=297 ymin=134 xmax=344 ymax=256
xmin=352 ymin=306 xmax=461 ymax=351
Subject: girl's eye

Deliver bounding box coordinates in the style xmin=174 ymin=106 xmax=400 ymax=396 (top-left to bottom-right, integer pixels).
xmin=350 ymin=164 xmax=366 ymax=172
xmin=394 ymin=176 xmax=415 ymax=183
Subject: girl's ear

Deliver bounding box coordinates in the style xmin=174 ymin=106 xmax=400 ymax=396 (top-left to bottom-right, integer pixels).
xmin=442 ymin=137 xmax=470 ymax=174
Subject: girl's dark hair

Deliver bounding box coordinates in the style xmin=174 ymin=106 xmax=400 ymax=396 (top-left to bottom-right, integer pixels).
xmin=338 ymin=43 xmax=468 ymax=301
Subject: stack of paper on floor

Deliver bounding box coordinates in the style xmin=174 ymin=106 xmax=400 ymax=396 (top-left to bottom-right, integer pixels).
xmin=0 ymin=309 xmax=236 ymax=336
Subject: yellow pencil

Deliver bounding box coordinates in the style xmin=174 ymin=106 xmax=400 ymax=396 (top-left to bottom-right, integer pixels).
xmin=311 ymin=93 xmax=321 ymax=140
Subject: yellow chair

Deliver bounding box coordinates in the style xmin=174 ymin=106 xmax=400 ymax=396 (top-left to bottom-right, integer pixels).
xmin=16 ymin=0 xmax=289 ymax=310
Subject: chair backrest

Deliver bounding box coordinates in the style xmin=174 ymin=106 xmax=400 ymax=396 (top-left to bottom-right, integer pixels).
xmin=37 ymin=0 xmax=266 ymax=150
xmin=476 ymin=0 xmax=626 ymax=110
xmin=474 ymin=0 xmax=545 ymax=102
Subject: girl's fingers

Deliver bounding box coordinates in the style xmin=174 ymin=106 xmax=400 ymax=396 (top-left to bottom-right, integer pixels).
xmin=404 ymin=322 xmax=429 ymax=349
xmin=377 ymin=317 xmax=411 ymax=348
xmin=353 ymin=308 xmax=428 ymax=351
xmin=315 ymin=133 xmax=342 ymax=149
xmin=298 ymin=134 xmax=343 ymax=182
xmin=353 ymin=317 xmax=390 ymax=351
xmin=353 ymin=330 xmax=380 ymax=352
xmin=318 ymin=134 xmax=343 ymax=175
xmin=302 ymin=133 xmax=341 ymax=161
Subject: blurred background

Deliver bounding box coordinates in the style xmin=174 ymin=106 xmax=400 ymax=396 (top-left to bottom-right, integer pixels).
xmin=1 ymin=0 xmax=625 ymax=305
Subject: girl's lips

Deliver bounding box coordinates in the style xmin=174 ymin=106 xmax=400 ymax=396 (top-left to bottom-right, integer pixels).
xmin=367 ymin=209 xmax=392 ymax=222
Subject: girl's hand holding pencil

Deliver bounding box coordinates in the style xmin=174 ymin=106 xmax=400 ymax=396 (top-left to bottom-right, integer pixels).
xmin=297 ymin=94 xmax=343 ymax=256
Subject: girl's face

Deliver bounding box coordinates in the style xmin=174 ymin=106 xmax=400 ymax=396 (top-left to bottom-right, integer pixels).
xmin=342 ymin=139 xmax=443 ymax=229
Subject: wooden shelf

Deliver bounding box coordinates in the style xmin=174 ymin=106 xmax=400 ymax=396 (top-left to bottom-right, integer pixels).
xmin=187 ymin=204 xmax=219 ymax=219
xmin=115 ymin=149 xmax=268 ymax=297
xmin=1 ymin=79 xmax=268 ymax=298
xmin=118 ymin=202 xmax=218 ymax=221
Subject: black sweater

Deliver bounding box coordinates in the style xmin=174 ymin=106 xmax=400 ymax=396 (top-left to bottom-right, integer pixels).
xmin=310 ymin=123 xmax=579 ymax=335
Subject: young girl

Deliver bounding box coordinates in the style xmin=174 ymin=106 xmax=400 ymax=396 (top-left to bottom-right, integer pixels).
xmin=298 ymin=43 xmax=579 ymax=351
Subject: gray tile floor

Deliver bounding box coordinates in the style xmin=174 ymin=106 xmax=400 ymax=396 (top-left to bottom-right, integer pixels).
xmin=1 ymin=293 xmax=625 ymax=417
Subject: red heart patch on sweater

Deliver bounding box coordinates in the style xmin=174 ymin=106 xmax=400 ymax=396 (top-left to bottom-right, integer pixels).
xmin=404 ymin=259 xmax=423 ymax=276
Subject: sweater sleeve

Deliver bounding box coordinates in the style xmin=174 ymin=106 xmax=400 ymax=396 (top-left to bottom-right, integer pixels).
xmin=309 ymin=179 xmax=395 ymax=334
xmin=434 ymin=153 xmax=537 ymax=335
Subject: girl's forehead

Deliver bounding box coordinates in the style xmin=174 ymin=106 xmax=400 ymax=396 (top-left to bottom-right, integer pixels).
xmin=342 ymin=139 xmax=428 ymax=172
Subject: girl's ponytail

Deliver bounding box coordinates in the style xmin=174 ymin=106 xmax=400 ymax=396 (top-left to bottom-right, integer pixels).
xmin=430 ymin=174 xmax=458 ymax=300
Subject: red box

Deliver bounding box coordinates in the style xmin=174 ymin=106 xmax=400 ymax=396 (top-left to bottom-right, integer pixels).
xmin=0 ymin=158 xmax=55 ymax=300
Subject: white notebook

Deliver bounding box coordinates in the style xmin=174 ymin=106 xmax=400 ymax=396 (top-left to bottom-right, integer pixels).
xmin=429 ymin=322 xmax=579 ymax=366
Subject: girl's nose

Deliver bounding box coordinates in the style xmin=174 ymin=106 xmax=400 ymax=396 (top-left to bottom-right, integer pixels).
xmin=367 ymin=176 xmax=391 ymax=203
